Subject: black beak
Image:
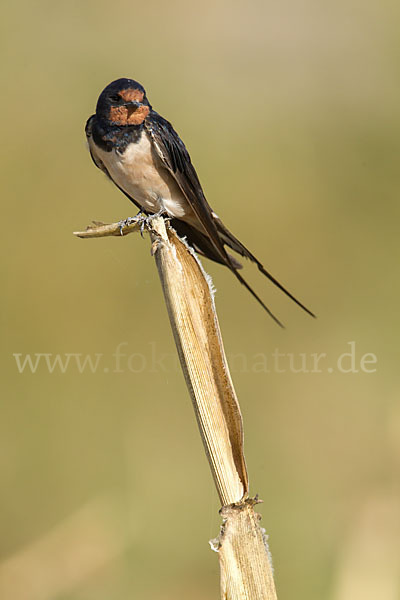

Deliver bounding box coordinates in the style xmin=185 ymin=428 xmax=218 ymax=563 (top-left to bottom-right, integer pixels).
xmin=122 ymin=100 xmax=141 ymax=109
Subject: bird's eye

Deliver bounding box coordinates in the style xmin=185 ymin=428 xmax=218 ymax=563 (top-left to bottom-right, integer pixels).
xmin=110 ymin=93 xmax=121 ymax=103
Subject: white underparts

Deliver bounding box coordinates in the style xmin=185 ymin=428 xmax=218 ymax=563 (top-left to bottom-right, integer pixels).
xmin=89 ymin=131 xmax=196 ymax=222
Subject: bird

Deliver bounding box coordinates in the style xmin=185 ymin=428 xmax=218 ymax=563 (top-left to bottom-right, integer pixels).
xmin=85 ymin=77 xmax=314 ymax=326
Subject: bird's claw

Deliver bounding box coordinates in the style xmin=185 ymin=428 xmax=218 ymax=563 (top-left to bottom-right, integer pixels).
xmin=118 ymin=216 xmax=140 ymax=236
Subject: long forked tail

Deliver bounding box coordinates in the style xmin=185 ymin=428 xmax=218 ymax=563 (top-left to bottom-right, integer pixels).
xmin=170 ymin=217 xmax=314 ymax=325
xmin=215 ymin=219 xmax=316 ymax=318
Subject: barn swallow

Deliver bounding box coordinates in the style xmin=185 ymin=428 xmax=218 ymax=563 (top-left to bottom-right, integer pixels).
xmin=85 ymin=78 xmax=314 ymax=326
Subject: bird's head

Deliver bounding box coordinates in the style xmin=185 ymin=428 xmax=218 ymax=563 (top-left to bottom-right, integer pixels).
xmin=96 ymin=78 xmax=151 ymax=126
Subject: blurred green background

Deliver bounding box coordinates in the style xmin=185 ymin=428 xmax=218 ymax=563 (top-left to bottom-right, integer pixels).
xmin=1 ymin=0 xmax=399 ymax=598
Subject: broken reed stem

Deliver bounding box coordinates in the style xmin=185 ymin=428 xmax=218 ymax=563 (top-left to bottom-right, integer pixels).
xmin=74 ymin=216 xmax=278 ymax=600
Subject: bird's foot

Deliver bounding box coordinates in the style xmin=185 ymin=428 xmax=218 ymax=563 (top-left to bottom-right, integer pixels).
xmin=141 ymin=209 xmax=169 ymax=236
xmin=118 ymin=215 xmax=143 ymax=236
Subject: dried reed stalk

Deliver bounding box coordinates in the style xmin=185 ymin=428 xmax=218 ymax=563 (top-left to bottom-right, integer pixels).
xmin=74 ymin=216 xmax=278 ymax=600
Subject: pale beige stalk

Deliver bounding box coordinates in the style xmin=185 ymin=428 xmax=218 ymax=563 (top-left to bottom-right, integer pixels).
xmin=74 ymin=216 xmax=278 ymax=599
